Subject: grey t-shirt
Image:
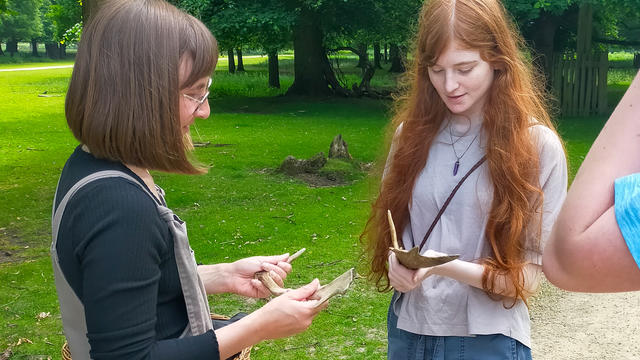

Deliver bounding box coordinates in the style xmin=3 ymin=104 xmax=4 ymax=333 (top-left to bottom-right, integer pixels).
xmin=391 ymin=121 xmax=567 ymax=348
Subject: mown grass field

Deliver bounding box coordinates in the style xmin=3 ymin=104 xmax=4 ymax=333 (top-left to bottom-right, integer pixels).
xmin=0 ymin=54 xmax=635 ymax=359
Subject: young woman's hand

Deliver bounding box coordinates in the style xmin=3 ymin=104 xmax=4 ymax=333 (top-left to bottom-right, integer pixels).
xmin=227 ymin=254 xmax=293 ymax=298
xmin=387 ymin=250 xmax=442 ymax=292
xmin=250 ymin=279 xmax=327 ymax=340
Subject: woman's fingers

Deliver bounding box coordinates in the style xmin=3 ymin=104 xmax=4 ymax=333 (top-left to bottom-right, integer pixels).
xmin=285 ymin=279 xmax=320 ymax=301
xmin=412 ymin=267 xmax=430 ymax=283
xmin=250 ymin=278 xmax=271 ymax=298
xmin=388 ymin=253 xmax=411 ymax=292
xmin=262 ymin=262 xmax=287 ymax=287
xmin=276 ymin=261 xmax=293 ymax=274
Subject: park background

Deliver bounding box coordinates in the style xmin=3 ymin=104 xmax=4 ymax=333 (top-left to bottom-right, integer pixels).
xmin=1 ymin=0 xmax=639 ymax=359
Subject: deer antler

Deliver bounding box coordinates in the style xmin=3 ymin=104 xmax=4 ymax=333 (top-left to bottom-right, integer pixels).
xmin=255 ymin=249 xmax=355 ymax=306
xmin=387 ymin=209 xmax=400 ymax=250
xmin=255 ymin=248 xmax=306 ymax=295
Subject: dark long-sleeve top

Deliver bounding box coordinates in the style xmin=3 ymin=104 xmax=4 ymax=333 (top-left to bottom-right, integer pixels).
xmin=54 ymin=146 xmax=219 ymax=359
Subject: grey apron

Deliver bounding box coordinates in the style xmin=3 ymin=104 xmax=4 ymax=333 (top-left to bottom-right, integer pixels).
xmin=51 ymin=170 xmax=213 ymax=359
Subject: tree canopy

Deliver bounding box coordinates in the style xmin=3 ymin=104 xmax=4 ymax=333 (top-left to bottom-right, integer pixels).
xmin=48 ymin=0 xmax=81 ymax=44
xmin=0 ymin=0 xmax=43 ymax=45
xmin=3 ymin=0 xmax=639 ymax=95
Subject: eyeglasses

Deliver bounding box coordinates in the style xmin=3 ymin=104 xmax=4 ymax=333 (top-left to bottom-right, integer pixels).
xmin=182 ymin=77 xmax=212 ymax=114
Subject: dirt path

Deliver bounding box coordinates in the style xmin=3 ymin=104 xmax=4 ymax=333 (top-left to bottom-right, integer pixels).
xmin=530 ymin=278 xmax=640 ymax=359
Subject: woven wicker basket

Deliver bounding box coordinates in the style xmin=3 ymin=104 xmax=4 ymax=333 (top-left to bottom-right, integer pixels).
xmin=61 ymin=314 xmax=251 ymax=360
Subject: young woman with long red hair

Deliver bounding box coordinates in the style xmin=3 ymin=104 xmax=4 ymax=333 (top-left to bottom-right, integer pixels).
xmin=362 ymin=0 xmax=567 ymax=358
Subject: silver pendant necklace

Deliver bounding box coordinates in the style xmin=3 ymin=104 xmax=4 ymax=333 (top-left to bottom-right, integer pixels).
xmin=448 ymin=123 xmax=479 ymax=176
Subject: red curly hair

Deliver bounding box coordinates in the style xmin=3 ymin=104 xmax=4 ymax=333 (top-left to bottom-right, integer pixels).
xmin=362 ymin=0 xmax=558 ymax=305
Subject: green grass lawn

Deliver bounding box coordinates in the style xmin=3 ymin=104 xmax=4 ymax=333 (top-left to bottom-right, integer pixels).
xmin=0 ymin=57 xmax=631 ymax=359
xmin=0 ymin=62 xmax=394 ymax=359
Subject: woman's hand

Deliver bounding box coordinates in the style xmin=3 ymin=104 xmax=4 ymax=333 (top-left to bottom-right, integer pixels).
xmin=215 ymin=279 xmax=327 ymax=358
xmin=227 ymin=254 xmax=293 ymax=298
xmin=199 ymin=253 xmax=293 ymax=297
xmin=250 ymin=279 xmax=327 ymax=340
xmin=387 ymin=250 xmax=442 ymax=292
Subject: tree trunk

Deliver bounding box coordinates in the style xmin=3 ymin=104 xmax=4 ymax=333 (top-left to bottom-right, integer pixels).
xmin=322 ymin=55 xmax=350 ymax=96
xmin=0 ymin=43 xmax=4 ymax=56
xmin=529 ymin=11 xmax=560 ymax=87
xmin=6 ymin=40 xmax=18 ymax=57
xmin=236 ymin=48 xmax=245 ymax=72
xmin=634 ymin=53 xmax=640 ymax=69
xmin=574 ymin=3 xmax=594 ymax=116
xmin=373 ymin=43 xmax=382 ymax=69
xmin=384 ymin=43 xmax=388 ymax=62
xmin=576 ymin=4 xmax=593 ymax=57
xmin=31 ymin=39 xmax=39 ymax=57
xmin=267 ymin=49 xmax=280 ymax=88
xmin=287 ymin=8 xmax=332 ymax=96
xmin=353 ymin=61 xmax=376 ymax=95
xmin=328 ymin=134 xmax=352 ymax=160
xmin=45 ymin=43 xmax=59 ymax=59
xmin=60 ymin=43 xmax=67 ymax=58
xmin=356 ymin=43 xmax=368 ymax=68
xmin=388 ymin=43 xmax=405 ymax=73
xmin=227 ymin=48 xmax=236 ymax=74
xmin=83 ymin=0 xmax=105 ymax=25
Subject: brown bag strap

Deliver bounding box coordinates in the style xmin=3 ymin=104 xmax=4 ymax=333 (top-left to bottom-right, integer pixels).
xmin=416 ymin=156 xmax=487 ymax=252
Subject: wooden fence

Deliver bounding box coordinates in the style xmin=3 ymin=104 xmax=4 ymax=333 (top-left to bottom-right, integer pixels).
xmin=551 ymin=52 xmax=608 ymax=116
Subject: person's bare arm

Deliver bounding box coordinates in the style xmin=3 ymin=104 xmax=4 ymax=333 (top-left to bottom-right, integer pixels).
xmin=543 ymin=71 xmax=640 ymax=292
xmin=389 ymin=251 xmax=542 ymax=298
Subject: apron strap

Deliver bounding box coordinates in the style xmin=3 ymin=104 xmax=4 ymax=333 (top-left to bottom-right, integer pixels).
xmin=51 ymin=170 xmax=212 ymax=358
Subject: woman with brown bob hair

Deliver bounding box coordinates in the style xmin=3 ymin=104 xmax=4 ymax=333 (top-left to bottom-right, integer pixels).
xmin=52 ymin=1 xmax=324 ymax=359
xmin=362 ymin=0 xmax=567 ymax=358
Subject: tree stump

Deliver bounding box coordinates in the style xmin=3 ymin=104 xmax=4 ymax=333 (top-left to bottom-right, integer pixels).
xmin=328 ymin=134 xmax=352 ymax=160
xmin=278 ymin=152 xmax=327 ymax=175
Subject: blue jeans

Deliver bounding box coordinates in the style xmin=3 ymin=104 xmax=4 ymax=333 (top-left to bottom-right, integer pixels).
xmin=388 ymin=298 xmax=532 ymax=360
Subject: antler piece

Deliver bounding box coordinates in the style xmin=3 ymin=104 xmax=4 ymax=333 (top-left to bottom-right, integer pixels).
xmin=255 ymin=271 xmax=290 ymax=295
xmin=311 ymin=268 xmax=355 ymax=307
xmin=386 ymin=210 xmax=458 ymax=269
xmin=287 ymin=248 xmax=306 ymax=263
xmin=255 ymin=248 xmax=306 ymax=296
xmin=255 ymin=249 xmax=355 ymax=304
xmin=390 ymin=247 xmax=459 ymax=270
xmin=387 ymin=209 xmax=400 ymax=250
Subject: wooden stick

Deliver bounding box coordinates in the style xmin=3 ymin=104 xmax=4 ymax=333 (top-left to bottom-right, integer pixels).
xmin=387 ymin=210 xmax=399 ymax=250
